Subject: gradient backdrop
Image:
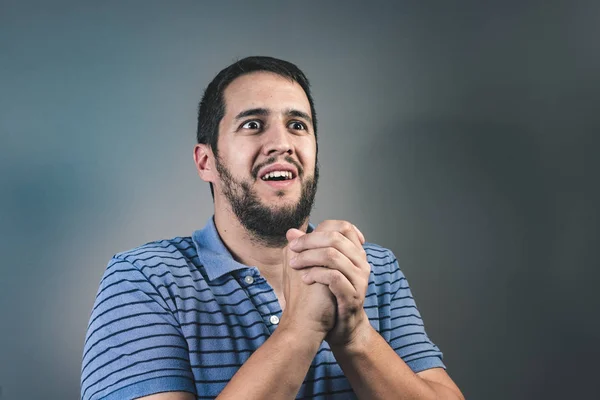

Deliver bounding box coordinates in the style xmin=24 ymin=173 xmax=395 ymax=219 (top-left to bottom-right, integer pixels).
xmin=1 ymin=1 xmax=599 ymax=399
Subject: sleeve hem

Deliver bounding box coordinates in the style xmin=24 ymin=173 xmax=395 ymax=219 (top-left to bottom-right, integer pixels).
xmin=407 ymin=356 xmax=446 ymax=373
xmin=102 ymin=376 xmax=196 ymax=400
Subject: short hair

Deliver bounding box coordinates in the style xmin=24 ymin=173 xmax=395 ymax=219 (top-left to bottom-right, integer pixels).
xmin=197 ymin=56 xmax=318 ymax=197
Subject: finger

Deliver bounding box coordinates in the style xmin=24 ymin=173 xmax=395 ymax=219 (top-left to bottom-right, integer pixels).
xmin=315 ymin=220 xmax=363 ymax=250
xmin=352 ymin=224 xmax=365 ymax=245
xmin=290 ymin=247 xmax=361 ymax=289
xmin=302 ymin=267 xmax=359 ymax=312
xmin=289 ymin=231 xmax=366 ymax=269
xmin=286 ymin=228 xmax=306 ymax=243
xmin=285 ymin=229 xmax=307 ymax=266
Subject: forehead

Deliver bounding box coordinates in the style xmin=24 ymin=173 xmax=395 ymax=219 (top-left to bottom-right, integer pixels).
xmin=222 ymin=71 xmax=311 ymax=118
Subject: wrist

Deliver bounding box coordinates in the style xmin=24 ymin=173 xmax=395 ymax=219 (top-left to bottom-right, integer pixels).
xmin=329 ymin=316 xmax=375 ymax=356
xmin=277 ymin=314 xmax=327 ymax=351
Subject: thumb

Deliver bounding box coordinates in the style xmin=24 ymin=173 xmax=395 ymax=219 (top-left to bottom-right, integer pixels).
xmin=286 ymin=228 xmax=305 ymax=243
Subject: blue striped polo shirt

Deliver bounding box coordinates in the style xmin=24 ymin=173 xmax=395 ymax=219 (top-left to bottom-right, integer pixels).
xmin=81 ymin=218 xmax=444 ymax=399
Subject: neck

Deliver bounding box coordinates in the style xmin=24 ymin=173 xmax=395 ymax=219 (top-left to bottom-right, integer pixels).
xmin=213 ymin=202 xmax=309 ymax=292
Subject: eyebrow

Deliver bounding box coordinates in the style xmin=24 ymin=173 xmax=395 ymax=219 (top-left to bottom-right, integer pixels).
xmin=233 ymin=107 xmax=313 ymax=125
xmin=234 ymin=108 xmax=269 ymax=120
xmin=286 ymin=109 xmax=313 ymax=125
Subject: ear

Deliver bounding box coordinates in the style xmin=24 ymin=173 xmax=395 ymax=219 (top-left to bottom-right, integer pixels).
xmin=193 ymin=144 xmax=218 ymax=183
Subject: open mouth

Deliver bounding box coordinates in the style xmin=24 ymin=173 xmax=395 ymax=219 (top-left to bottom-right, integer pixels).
xmin=260 ymin=170 xmax=295 ymax=181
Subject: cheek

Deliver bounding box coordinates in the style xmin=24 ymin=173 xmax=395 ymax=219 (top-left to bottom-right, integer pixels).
xmin=297 ymin=139 xmax=317 ymax=169
xmin=224 ymin=144 xmax=258 ymax=174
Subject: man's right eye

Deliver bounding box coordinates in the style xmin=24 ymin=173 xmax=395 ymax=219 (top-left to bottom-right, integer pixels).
xmin=241 ymin=120 xmax=262 ymax=130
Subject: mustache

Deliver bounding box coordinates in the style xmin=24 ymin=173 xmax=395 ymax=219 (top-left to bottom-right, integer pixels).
xmin=251 ymin=156 xmax=304 ymax=180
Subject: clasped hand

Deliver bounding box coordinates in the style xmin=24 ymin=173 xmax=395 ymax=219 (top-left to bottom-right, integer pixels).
xmin=286 ymin=220 xmax=372 ymax=347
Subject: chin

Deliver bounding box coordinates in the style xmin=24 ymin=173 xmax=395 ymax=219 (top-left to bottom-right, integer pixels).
xmin=262 ymin=187 xmax=298 ymax=199
xmin=264 ymin=194 xmax=299 ymax=207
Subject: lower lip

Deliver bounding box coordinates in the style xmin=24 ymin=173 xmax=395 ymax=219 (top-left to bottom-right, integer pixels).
xmin=261 ymin=177 xmax=297 ymax=189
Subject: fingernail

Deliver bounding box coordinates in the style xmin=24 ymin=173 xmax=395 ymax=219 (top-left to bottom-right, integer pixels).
xmin=290 ymin=239 xmax=298 ymax=248
xmin=289 ymin=256 xmax=297 ymax=266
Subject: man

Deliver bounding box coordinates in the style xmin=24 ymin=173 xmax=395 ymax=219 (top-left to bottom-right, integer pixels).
xmin=81 ymin=56 xmax=463 ymax=400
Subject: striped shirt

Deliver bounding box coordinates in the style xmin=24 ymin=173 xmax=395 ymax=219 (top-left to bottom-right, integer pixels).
xmin=81 ymin=218 xmax=444 ymax=399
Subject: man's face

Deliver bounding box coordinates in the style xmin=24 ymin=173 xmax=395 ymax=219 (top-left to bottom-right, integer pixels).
xmin=213 ymin=71 xmax=318 ymax=247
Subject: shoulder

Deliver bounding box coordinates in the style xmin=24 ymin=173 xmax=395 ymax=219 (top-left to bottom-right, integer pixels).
xmin=83 ymin=237 xmax=199 ymax=400
xmin=95 ymin=236 xmax=201 ymax=305
xmin=115 ymin=236 xmax=196 ymax=266
xmin=106 ymin=236 xmax=197 ymax=276
xmin=363 ymin=242 xmax=403 ymax=275
xmin=363 ymin=242 xmax=408 ymax=292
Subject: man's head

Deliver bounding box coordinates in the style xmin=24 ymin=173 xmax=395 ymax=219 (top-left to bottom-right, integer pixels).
xmin=194 ymin=56 xmax=319 ymax=247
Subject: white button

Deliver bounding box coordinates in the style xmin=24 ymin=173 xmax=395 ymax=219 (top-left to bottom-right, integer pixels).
xmin=244 ymin=275 xmax=254 ymax=284
xmin=269 ymin=315 xmax=280 ymax=325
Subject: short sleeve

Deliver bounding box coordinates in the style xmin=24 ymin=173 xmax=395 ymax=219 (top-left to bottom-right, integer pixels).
xmin=81 ymin=257 xmax=196 ymax=400
xmin=375 ymin=249 xmax=446 ymax=373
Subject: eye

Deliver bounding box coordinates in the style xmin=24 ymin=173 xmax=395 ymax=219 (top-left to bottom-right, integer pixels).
xmin=241 ymin=120 xmax=263 ymax=130
xmin=288 ymin=121 xmax=307 ymax=131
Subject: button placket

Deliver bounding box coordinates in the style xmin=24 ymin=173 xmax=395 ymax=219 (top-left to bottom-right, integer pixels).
xmin=240 ymin=269 xmax=282 ymax=333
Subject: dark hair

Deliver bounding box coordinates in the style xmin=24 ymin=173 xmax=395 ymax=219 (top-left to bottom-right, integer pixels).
xmin=197 ymin=56 xmax=318 ymax=197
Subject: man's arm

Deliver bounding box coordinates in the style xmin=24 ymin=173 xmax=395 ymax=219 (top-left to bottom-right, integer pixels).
xmin=330 ymin=322 xmax=463 ymax=400
xmin=138 ymin=326 xmax=324 ymax=400
xmin=289 ymin=220 xmax=464 ymax=400
xmin=138 ymin=229 xmax=335 ymax=400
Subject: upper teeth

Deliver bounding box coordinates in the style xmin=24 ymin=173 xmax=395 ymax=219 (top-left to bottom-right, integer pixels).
xmin=262 ymin=171 xmax=293 ymax=180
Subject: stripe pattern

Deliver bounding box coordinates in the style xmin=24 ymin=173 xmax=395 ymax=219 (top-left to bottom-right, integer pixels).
xmin=81 ymin=219 xmax=444 ymax=399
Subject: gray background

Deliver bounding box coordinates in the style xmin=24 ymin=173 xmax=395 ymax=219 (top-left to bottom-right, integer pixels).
xmin=1 ymin=1 xmax=599 ymax=399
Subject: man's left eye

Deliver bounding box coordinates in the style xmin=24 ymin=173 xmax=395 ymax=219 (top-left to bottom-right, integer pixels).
xmin=288 ymin=121 xmax=306 ymax=130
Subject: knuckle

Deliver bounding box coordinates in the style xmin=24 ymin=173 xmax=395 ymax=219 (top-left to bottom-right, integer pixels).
xmin=362 ymin=260 xmax=371 ymax=272
xmin=325 ymin=247 xmax=339 ymax=262
xmin=330 ymin=231 xmax=344 ymax=246
xmin=329 ymin=270 xmax=342 ymax=284
xmin=358 ymin=246 xmax=367 ymax=258
xmin=340 ymin=221 xmax=353 ymax=234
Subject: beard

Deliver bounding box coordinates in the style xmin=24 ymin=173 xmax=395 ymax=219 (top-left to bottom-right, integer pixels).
xmin=215 ymin=155 xmax=319 ymax=248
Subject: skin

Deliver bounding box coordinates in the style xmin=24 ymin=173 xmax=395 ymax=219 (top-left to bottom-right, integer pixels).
xmin=138 ymin=72 xmax=464 ymax=400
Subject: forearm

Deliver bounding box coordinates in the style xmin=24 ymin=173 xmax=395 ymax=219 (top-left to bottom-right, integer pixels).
xmin=216 ymin=325 xmax=323 ymax=400
xmin=331 ymin=325 xmax=463 ymax=400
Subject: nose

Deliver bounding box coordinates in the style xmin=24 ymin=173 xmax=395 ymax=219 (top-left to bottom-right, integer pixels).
xmin=261 ymin=122 xmax=293 ymax=157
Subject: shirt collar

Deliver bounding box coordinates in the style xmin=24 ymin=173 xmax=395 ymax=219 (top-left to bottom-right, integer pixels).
xmin=192 ymin=216 xmax=315 ymax=282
